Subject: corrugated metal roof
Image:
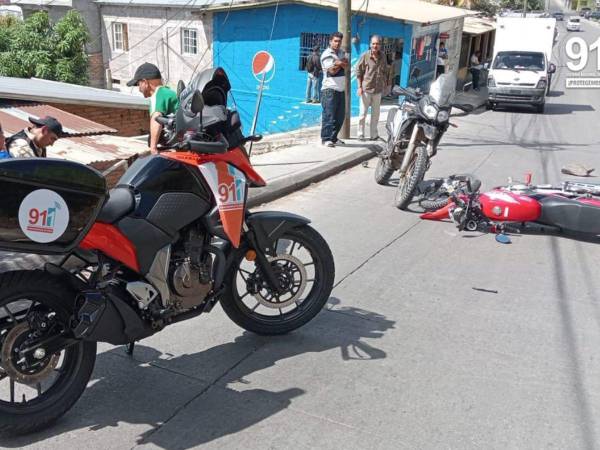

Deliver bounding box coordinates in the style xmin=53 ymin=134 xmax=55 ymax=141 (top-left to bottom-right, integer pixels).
xmin=463 ymin=16 xmax=496 ymax=35
xmin=95 ymin=0 xmax=229 ymax=7
xmin=48 ymin=134 xmax=148 ymax=164
xmin=205 ymin=0 xmax=475 ymax=25
xmin=0 ymin=104 xmax=117 ymax=136
xmin=11 ymin=0 xmax=72 ymax=6
xmin=0 ymin=76 xmax=149 ymax=110
xmin=96 ymin=0 xmax=474 ymax=24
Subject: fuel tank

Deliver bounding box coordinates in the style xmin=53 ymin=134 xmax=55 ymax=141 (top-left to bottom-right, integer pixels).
xmin=479 ymin=189 xmax=542 ymax=222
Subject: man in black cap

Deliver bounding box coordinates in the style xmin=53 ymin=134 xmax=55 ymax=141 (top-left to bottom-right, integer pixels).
xmin=5 ymin=116 xmax=64 ymax=158
xmin=127 ymin=62 xmax=179 ymax=154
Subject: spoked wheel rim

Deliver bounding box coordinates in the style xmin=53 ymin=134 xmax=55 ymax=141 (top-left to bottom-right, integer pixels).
xmin=232 ymin=233 xmax=323 ymax=323
xmin=0 ymin=299 xmax=81 ymax=412
xmin=397 ymin=153 xmax=417 ymax=196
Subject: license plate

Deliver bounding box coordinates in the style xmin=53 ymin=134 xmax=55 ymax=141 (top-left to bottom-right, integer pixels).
xmin=509 ymin=90 xmax=521 ymax=95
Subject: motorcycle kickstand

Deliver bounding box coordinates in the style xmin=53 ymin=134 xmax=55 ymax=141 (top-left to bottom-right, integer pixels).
xmin=125 ymin=342 xmax=135 ymax=356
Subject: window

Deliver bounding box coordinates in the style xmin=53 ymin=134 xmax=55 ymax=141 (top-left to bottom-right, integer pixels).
xmin=182 ymin=29 xmax=198 ymax=55
xmin=299 ymin=32 xmax=330 ymax=70
xmin=112 ymin=22 xmax=128 ymax=52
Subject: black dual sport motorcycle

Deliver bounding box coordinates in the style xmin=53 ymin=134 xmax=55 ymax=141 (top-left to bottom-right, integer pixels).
xmin=375 ymin=74 xmax=473 ymax=209
xmin=0 ymin=68 xmax=334 ymax=435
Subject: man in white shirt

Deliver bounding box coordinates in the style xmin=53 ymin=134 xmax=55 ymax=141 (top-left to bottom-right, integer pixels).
xmin=470 ymin=50 xmax=482 ymax=91
xmin=320 ymin=31 xmax=348 ymax=147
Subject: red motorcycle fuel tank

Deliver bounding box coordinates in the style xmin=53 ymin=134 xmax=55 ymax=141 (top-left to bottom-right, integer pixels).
xmin=480 ymin=189 xmax=542 ymax=222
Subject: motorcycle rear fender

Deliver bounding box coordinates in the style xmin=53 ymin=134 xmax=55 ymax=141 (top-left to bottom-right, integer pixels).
xmin=246 ymin=211 xmax=311 ymax=256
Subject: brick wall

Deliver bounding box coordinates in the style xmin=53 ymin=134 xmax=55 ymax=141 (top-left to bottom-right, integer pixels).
xmin=47 ymin=102 xmax=149 ymax=137
xmin=89 ymin=159 xmax=129 ymax=189
xmin=88 ymin=52 xmax=106 ymax=89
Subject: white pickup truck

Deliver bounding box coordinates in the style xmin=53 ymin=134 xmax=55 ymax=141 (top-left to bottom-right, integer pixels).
xmin=486 ymin=18 xmax=557 ymax=113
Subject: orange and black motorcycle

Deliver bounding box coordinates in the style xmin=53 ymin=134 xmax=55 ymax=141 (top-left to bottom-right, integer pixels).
xmin=0 ymin=68 xmax=334 ymax=435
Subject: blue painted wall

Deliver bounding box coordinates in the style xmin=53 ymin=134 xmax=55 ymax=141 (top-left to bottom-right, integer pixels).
xmin=213 ymin=4 xmax=414 ymax=135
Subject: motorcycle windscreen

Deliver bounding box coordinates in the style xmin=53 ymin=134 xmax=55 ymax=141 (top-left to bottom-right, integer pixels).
xmin=429 ymin=73 xmax=456 ymax=107
xmin=198 ymin=161 xmax=247 ymax=247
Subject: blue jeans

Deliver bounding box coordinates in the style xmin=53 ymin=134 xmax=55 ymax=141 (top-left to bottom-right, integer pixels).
xmin=320 ymin=88 xmax=345 ymax=143
xmin=306 ymin=74 xmax=321 ymax=102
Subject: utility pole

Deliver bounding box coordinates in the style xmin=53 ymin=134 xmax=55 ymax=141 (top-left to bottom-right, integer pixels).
xmin=338 ymin=0 xmax=351 ymax=139
xmin=523 ymin=0 xmax=528 ymax=17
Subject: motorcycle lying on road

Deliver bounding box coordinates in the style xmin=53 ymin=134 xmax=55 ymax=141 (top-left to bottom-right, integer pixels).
xmin=375 ymin=74 xmax=473 ymax=210
xmin=421 ymin=174 xmax=600 ymax=242
xmin=0 ymin=68 xmax=335 ymax=435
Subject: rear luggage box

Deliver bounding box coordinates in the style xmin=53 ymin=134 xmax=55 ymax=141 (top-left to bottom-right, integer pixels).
xmin=0 ymin=159 xmax=107 ymax=254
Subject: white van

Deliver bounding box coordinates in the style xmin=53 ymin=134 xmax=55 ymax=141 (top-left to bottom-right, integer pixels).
xmin=487 ymin=18 xmax=557 ymax=113
xmin=567 ymin=17 xmax=581 ymax=31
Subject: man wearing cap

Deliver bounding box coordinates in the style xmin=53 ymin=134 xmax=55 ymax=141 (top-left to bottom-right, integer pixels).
xmin=128 ymin=62 xmax=179 ymax=154
xmin=5 ymin=116 xmax=64 ymax=158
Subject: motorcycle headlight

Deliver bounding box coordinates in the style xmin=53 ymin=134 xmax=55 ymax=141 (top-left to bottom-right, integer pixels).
xmin=423 ymin=104 xmax=438 ymax=120
xmin=437 ymin=110 xmax=449 ymax=122
xmin=536 ymin=78 xmax=547 ymax=89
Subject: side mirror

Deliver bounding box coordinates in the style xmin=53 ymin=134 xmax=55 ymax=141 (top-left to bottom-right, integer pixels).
xmin=177 ymin=80 xmax=186 ymax=97
xmin=483 ymin=62 xmax=490 ymax=70
xmin=548 ymin=63 xmax=556 ymax=74
xmin=190 ymin=90 xmax=204 ymax=115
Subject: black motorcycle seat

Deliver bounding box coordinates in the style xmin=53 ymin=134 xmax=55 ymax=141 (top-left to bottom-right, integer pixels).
xmin=96 ymin=187 xmax=136 ymax=224
xmin=538 ymin=196 xmax=600 ymax=235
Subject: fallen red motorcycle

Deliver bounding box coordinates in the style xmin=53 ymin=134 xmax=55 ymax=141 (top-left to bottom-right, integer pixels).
xmin=421 ymin=174 xmax=600 ymax=242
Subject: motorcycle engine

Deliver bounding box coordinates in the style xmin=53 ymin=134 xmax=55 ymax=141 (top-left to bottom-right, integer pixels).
xmin=168 ymin=231 xmax=213 ymax=311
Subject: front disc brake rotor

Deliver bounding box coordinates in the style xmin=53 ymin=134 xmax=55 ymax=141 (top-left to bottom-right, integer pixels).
xmin=252 ymin=254 xmax=308 ymax=309
xmin=1 ymin=322 xmax=59 ymax=385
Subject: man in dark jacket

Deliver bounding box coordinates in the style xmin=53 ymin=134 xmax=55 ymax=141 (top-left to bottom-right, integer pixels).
xmin=305 ymin=45 xmax=322 ymax=103
xmin=5 ymin=116 xmax=65 ymax=158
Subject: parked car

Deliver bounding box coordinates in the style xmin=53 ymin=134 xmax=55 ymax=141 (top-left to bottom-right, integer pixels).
xmin=590 ymin=11 xmax=600 ymax=19
xmin=552 ymin=11 xmax=564 ymax=21
xmin=567 ymin=17 xmax=582 ymax=31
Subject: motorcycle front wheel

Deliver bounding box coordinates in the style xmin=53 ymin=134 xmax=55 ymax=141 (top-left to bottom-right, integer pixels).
xmin=394 ymin=145 xmax=429 ymax=210
xmin=0 ymin=271 xmax=96 ymax=436
xmin=221 ymin=225 xmax=335 ymax=335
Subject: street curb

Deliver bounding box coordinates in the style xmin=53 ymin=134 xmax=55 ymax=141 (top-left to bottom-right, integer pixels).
xmin=248 ymin=144 xmax=381 ymax=207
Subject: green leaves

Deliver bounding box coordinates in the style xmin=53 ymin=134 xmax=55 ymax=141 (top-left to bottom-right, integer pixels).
xmin=0 ymin=10 xmax=90 ymax=85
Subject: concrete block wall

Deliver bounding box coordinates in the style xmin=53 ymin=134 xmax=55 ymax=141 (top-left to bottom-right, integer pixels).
xmin=100 ymin=6 xmax=213 ymax=92
xmin=47 ymin=102 xmax=150 ymax=137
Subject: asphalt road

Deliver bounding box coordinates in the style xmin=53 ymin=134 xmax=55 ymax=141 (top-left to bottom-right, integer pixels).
xmin=3 ymin=18 xmax=600 ymax=450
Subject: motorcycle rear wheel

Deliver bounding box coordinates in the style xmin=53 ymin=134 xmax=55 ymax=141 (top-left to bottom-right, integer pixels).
xmin=394 ymin=145 xmax=429 ymax=210
xmin=221 ymin=225 xmax=335 ymax=335
xmin=374 ymin=157 xmax=395 ymax=185
xmin=0 ymin=271 xmax=96 ymax=436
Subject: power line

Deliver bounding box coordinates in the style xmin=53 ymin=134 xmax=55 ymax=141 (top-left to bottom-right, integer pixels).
xmin=108 ymin=0 xmax=200 ymax=67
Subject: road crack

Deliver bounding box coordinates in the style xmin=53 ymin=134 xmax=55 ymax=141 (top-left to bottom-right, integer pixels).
xmin=333 ymin=219 xmax=422 ymax=290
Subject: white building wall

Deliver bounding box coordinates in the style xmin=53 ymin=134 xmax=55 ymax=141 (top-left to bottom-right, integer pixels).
xmin=100 ymin=6 xmax=212 ymax=93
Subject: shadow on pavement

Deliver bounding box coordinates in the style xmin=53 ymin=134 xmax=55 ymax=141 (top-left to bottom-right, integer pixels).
xmin=0 ymin=299 xmax=394 ymax=449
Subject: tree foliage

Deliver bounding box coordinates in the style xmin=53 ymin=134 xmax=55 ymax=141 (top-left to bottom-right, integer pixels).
xmin=0 ymin=10 xmax=90 ymax=85
xmin=500 ymin=0 xmax=544 ymax=10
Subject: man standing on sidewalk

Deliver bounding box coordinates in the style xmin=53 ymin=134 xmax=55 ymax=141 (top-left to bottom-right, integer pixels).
xmin=320 ymin=32 xmax=348 ymax=148
xmin=356 ymin=35 xmax=389 ymax=141
xmin=305 ymin=45 xmax=322 ymax=103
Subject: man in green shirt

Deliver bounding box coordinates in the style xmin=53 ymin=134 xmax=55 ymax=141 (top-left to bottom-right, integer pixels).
xmin=127 ymin=62 xmax=179 ymax=154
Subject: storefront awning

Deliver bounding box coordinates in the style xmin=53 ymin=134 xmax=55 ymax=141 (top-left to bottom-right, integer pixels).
xmin=463 ymin=16 xmax=496 ymax=35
